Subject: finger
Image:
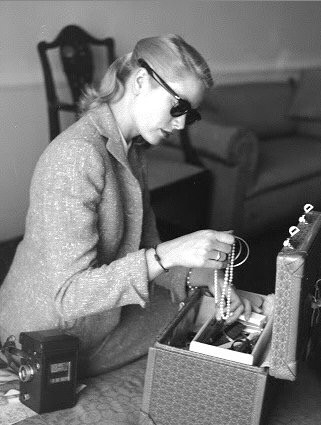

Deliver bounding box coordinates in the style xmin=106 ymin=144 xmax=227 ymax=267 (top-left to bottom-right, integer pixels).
xmin=208 ymin=250 xmax=227 ymax=262
xmin=229 ymin=293 xmax=244 ymax=312
xmin=202 ymin=259 xmax=226 ymax=269
xmin=220 ymin=259 xmax=228 ymax=269
xmin=241 ymin=294 xmax=263 ymax=314
xmin=212 ymin=240 xmax=234 ymax=254
xmin=225 ymin=303 xmax=244 ymax=324
xmin=248 ymin=294 xmax=264 ymax=310
xmin=229 ymin=298 xmax=242 ymax=313
xmin=212 ymin=231 xmax=235 ymax=246
xmin=242 ymin=298 xmax=252 ymax=321
xmin=252 ymin=304 xmax=263 ymax=314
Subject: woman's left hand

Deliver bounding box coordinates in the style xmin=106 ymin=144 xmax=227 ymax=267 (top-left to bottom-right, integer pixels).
xmin=224 ymin=287 xmax=260 ymax=325
xmin=187 ymin=267 xmax=264 ymax=324
xmin=206 ymin=273 xmax=263 ymax=324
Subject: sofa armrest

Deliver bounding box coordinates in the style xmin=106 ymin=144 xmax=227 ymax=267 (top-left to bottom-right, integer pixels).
xmin=187 ymin=118 xmax=259 ymax=171
xmin=185 ymin=119 xmax=259 ymax=233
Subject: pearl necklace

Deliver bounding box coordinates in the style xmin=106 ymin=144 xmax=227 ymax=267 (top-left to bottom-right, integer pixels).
xmin=214 ymin=243 xmax=236 ymax=320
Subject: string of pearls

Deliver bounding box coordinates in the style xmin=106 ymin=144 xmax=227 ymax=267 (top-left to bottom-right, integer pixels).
xmin=214 ymin=236 xmax=249 ymax=320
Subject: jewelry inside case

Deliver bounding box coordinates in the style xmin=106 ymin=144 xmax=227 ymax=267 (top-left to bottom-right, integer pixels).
xmin=162 ymin=289 xmax=274 ymax=367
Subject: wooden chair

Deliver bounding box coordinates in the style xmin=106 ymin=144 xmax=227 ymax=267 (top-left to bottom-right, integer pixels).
xmin=37 ymin=24 xmax=115 ymax=141
xmin=37 ymin=25 xmax=211 ymax=239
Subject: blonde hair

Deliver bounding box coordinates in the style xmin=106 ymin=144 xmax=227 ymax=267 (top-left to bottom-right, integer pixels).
xmin=79 ymin=34 xmax=213 ymax=114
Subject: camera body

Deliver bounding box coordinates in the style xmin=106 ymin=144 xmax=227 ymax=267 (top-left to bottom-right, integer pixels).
xmin=18 ymin=329 xmax=79 ymax=413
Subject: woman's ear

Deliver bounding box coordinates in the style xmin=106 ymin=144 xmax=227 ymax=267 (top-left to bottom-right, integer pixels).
xmin=133 ymin=67 xmax=149 ymax=95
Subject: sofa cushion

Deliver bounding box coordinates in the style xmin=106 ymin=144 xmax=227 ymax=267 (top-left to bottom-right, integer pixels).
xmin=289 ymin=68 xmax=321 ymax=121
xmin=247 ymin=135 xmax=321 ymax=198
xmin=203 ymin=81 xmax=297 ymax=138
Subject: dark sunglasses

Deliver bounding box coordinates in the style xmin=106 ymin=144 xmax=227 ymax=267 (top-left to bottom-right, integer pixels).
xmin=137 ymin=58 xmax=201 ymax=126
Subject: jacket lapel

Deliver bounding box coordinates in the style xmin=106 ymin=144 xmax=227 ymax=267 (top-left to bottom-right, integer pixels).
xmin=89 ymin=103 xmax=144 ymax=254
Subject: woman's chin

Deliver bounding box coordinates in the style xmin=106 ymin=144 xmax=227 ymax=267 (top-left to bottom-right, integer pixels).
xmin=142 ymin=133 xmax=164 ymax=146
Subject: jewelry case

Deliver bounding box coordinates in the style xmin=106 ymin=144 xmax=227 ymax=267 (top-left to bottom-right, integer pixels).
xmin=139 ymin=210 xmax=321 ymax=425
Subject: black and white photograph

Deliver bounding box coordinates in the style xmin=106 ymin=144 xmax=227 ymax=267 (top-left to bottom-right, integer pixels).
xmin=1 ymin=1 xmax=321 ymax=424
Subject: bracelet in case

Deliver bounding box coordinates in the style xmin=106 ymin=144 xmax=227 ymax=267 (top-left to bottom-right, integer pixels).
xmin=153 ymin=245 xmax=169 ymax=272
xmin=186 ymin=268 xmax=199 ymax=292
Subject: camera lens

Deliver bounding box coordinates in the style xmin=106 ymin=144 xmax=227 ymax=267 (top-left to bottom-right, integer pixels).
xmin=19 ymin=364 xmax=35 ymax=382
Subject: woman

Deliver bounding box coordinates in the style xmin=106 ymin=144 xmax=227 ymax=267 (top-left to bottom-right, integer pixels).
xmin=0 ymin=34 xmax=254 ymax=377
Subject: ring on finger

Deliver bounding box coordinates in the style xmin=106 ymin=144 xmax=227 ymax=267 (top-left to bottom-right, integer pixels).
xmin=215 ymin=251 xmax=221 ymax=261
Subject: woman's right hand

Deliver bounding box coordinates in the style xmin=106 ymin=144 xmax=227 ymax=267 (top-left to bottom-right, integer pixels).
xmin=155 ymin=229 xmax=235 ymax=270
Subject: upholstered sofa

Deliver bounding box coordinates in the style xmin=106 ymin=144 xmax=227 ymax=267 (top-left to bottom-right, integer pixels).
xmin=151 ymin=68 xmax=321 ymax=238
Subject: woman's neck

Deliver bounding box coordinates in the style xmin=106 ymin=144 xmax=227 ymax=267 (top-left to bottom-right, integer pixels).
xmin=109 ymin=94 xmax=137 ymax=143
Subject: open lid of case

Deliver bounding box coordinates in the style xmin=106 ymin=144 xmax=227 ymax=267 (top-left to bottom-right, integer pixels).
xmin=269 ymin=210 xmax=321 ymax=381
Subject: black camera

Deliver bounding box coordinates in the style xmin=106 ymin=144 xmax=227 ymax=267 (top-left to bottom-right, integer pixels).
xmin=16 ymin=329 xmax=79 ymax=413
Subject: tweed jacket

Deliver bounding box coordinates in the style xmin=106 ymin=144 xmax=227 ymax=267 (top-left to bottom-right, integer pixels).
xmin=0 ymin=104 xmax=187 ymax=351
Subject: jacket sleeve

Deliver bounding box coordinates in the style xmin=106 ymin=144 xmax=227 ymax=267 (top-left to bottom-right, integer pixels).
xmin=29 ymin=138 xmax=150 ymax=322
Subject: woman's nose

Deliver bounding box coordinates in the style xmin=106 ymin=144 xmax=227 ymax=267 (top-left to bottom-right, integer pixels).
xmin=172 ymin=114 xmax=186 ymax=130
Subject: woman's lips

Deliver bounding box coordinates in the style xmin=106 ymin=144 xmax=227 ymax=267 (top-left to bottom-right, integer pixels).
xmin=160 ymin=129 xmax=172 ymax=139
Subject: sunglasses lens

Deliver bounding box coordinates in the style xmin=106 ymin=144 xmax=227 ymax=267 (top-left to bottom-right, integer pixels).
xmin=170 ymin=100 xmax=201 ymax=126
xmin=170 ymin=99 xmax=189 ymax=117
xmin=186 ymin=110 xmax=201 ymax=125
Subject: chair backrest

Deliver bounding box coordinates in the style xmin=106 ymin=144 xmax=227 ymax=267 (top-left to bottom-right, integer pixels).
xmin=37 ymin=25 xmax=115 ymax=140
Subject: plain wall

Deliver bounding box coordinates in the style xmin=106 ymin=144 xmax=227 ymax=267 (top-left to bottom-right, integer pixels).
xmin=1 ymin=0 xmax=321 ymax=240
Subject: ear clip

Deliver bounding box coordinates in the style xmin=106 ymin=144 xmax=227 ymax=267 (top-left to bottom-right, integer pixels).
xmin=299 ymin=216 xmax=308 ymax=224
xmin=283 ymin=225 xmax=299 ymax=249
xmin=283 ymin=239 xmax=293 ymax=249
xmin=283 ymin=204 xmax=314 ymax=249
xmin=299 ymin=203 xmax=314 ymax=224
